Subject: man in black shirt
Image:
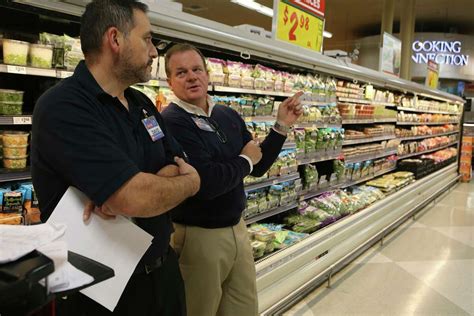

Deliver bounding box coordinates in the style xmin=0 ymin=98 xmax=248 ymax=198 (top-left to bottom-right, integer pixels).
xmin=31 ymin=1 xmax=199 ymax=315
xmin=161 ymin=43 xmax=302 ymax=315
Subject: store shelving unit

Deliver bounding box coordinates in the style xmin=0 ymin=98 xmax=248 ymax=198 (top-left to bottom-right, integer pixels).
xmin=297 ymin=150 xmax=342 ymax=165
xmin=0 ymin=64 xmax=73 ymax=78
xmin=245 ymin=202 xmax=298 ymax=225
xmin=337 ymin=97 xmax=372 ymax=104
xmin=0 ymin=2 xmax=465 ymax=314
xmin=344 ymin=149 xmax=397 ymax=164
xmin=340 ymin=166 xmax=397 ymax=188
xmin=245 ymin=173 xmax=300 ymax=192
xmin=397 ymin=106 xmax=459 ymax=115
xmin=294 ymin=122 xmax=342 ymax=128
xmin=398 ymin=130 xmax=459 ymax=141
xmin=0 ymin=115 xmax=33 ymax=125
xmin=0 ymin=167 xmax=31 ymax=183
xmin=298 ymin=184 xmax=342 ymax=201
xmin=343 ymin=134 xmax=396 ymax=146
xmin=213 ymin=85 xmax=293 ymax=97
xmin=397 ymin=141 xmax=459 ymax=159
xmin=397 ymin=121 xmax=458 ymax=126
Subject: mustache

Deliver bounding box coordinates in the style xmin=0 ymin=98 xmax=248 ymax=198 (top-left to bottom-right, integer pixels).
xmin=147 ymin=59 xmax=153 ymax=66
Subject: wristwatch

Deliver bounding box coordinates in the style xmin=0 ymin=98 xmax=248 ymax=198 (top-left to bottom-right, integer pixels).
xmin=273 ymin=121 xmax=291 ymax=135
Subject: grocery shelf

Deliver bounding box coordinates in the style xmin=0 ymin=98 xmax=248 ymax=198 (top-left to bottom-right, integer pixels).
xmin=300 ymin=100 xmax=337 ymax=106
xmin=297 ymin=150 xmax=342 ymax=165
xmin=298 ymin=184 xmax=343 ymax=201
xmin=245 ymin=173 xmax=300 ymax=192
xmin=340 ymin=166 xmax=397 ymax=188
xmin=257 ymin=163 xmax=459 ymax=314
xmin=243 ymin=116 xmax=275 ymax=122
xmin=337 ymin=97 xmax=372 ymax=104
xmin=399 ymin=130 xmax=460 ymax=141
xmin=343 ymin=134 xmax=396 ymax=146
xmin=213 ymin=85 xmax=293 ymax=97
xmin=0 ymin=115 xmax=33 ymax=125
xmin=0 ymin=167 xmax=31 ymax=183
xmin=373 ymin=118 xmax=397 ymax=123
xmin=372 ymin=101 xmax=397 ymax=107
xmin=136 ymin=79 xmax=168 ymax=87
xmin=245 ymin=202 xmax=298 ymax=225
xmin=397 ymin=106 xmax=460 ymax=115
xmin=397 ymin=141 xmax=459 ymax=159
xmin=0 ymin=64 xmax=73 ymax=78
xmin=344 ymin=149 xmax=397 ymax=164
xmin=294 ymin=122 xmax=342 ymax=128
xmin=342 ymin=118 xmax=397 ymax=124
xmin=282 ymin=142 xmax=296 ymax=150
xmin=397 ymin=121 xmax=458 ymax=126
xmin=342 ymin=118 xmax=375 ymax=124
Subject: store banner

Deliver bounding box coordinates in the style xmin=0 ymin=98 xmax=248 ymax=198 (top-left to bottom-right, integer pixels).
xmin=272 ymin=0 xmax=325 ymax=52
xmin=379 ymin=32 xmax=401 ymax=77
xmin=425 ymin=59 xmax=440 ymax=89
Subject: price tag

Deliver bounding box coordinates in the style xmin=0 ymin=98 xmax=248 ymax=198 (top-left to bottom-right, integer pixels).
xmin=7 ymin=65 xmax=27 ymax=75
xmin=57 ymin=70 xmax=73 ymax=79
xmin=13 ymin=116 xmax=32 ymax=125
xmin=275 ymin=1 xmax=324 ymax=52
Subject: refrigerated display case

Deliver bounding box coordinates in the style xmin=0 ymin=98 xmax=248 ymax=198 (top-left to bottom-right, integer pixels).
xmin=0 ymin=1 xmax=465 ymax=314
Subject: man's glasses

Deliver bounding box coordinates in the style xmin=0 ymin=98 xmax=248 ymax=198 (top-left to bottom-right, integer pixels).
xmin=205 ymin=117 xmax=227 ymax=144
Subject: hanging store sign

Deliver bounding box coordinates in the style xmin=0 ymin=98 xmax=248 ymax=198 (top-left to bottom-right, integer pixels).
xmin=379 ymin=32 xmax=401 ymax=77
xmin=273 ymin=0 xmax=325 ymax=52
xmin=412 ymin=40 xmax=469 ymax=66
xmin=289 ymin=0 xmax=325 ymax=19
xmin=425 ymin=60 xmax=439 ymax=89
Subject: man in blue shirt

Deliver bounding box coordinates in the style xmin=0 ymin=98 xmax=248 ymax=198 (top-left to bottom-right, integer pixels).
xmin=162 ymin=43 xmax=302 ymax=316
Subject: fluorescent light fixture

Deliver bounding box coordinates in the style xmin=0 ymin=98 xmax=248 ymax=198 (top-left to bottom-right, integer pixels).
xmin=230 ymin=0 xmax=274 ymax=17
xmin=231 ymin=0 xmax=332 ymax=38
xmin=323 ymin=31 xmax=332 ymax=38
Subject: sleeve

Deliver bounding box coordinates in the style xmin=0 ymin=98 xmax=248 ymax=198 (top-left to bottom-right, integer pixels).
xmin=233 ymin=109 xmax=287 ymax=177
xmin=156 ymin=113 xmax=186 ymax=165
xmin=251 ymin=129 xmax=287 ymax=177
xmin=163 ymin=114 xmax=251 ymax=200
xmin=34 ymin=95 xmax=140 ymax=206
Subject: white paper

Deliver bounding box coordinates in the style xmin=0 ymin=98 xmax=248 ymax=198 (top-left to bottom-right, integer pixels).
xmin=38 ymin=241 xmax=94 ymax=293
xmin=47 ymin=187 xmax=153 ymax=312
xmin=0 ymin=223 xmax=66 ymax=264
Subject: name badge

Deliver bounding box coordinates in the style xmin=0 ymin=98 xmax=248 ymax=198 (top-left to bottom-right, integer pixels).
xmin=142 ymin=115 xmax=164 ymax=141
xmin=192 ymin=116 xmax=214 ymax=132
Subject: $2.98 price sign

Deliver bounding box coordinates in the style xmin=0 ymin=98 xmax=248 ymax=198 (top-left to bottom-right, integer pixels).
xmin=276 ymin=1 xmax=324 ymax=52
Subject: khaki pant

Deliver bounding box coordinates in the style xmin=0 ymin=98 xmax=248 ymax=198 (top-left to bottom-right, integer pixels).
xmin=171 ymin=218 xmax=258 ymax=316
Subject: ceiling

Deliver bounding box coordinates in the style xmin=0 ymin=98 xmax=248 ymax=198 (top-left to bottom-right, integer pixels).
xmin=173 ymin=0 xmax=474 ymax=51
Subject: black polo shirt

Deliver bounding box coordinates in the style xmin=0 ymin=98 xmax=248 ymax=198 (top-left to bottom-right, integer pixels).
xmin=32 ymin=60 xmax=183 ymax=263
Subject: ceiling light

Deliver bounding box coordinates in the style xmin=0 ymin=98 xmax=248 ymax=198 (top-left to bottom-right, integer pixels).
xmin=323 ymin=31 xmax=332 ymax=38
xmin=230 ymin=0 xmax=273 ymax=17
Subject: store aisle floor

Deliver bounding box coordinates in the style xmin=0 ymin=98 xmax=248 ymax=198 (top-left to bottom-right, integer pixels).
xmin=284 ymin=181 xmax=474 ymax=316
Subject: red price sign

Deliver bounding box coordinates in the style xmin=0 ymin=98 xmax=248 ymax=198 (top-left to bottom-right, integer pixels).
xmin=275 ymin=1 xmax=324 ymax=52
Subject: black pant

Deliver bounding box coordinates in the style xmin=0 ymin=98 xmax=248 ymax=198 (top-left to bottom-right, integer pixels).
xmin=56 ymin=249 xmax=186 ymax=316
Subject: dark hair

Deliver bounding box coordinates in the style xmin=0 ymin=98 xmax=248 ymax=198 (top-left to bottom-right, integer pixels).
xmin=165 ymin=43 xmax=207 ymax=77
xmin=80 ymin=0 xmax=148 ymax=55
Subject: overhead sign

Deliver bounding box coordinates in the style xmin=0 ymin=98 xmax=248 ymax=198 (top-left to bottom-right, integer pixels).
xmin=379 ymin=32 xmax=401 ymax=77
xmin=412 ymin=40 xmax=469 ymax=66
xmin=425 ymin=59 xmax=439 ymax=89
xmin=273 ymin=0 xmax=325 ymax=52
xmin=288 ymin=0 xmax=325 ymax=19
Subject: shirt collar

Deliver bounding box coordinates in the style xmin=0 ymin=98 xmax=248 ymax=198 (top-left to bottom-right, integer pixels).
xmin=73 ymin=60 xmax=136 ymax=106
xmin=173 ymin=96 xmax=215 ymax=117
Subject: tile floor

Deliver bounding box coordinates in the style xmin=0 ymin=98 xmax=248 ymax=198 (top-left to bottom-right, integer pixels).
xmin=284 ymin=181 xmax=474 ymax=316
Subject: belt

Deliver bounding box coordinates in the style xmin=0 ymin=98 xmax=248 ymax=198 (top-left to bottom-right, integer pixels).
xmin=142 ymin=247 xmax=171 ymax=274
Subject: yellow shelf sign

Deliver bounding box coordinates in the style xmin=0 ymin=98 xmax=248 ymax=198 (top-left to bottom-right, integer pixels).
xmin=274 ymin=0 xmax=324 ymax=52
